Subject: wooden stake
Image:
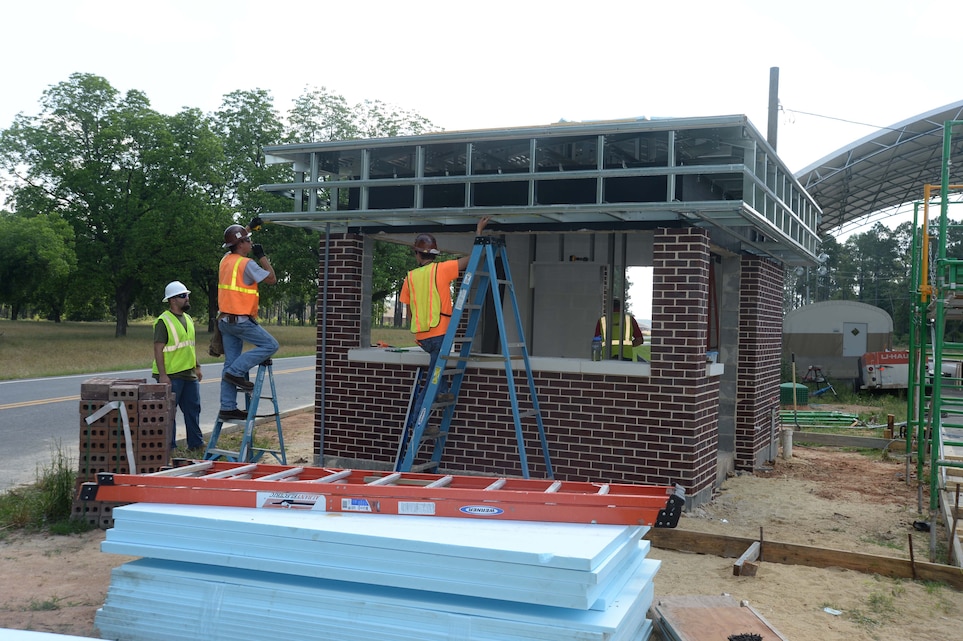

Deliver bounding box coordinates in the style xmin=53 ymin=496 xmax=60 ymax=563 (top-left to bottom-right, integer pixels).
xmin=908 ymin=533 xmax=917 ymax=580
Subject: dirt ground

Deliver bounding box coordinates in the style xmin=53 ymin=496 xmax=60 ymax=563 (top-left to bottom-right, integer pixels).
xmin=2 ymin=411 xmax=963 ymax=640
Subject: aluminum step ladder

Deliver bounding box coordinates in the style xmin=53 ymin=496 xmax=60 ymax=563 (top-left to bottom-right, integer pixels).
xmin=395 ymin=236 xmax=553 ymax=479
xmin=204 ymin=360 xmax=286 ymax=464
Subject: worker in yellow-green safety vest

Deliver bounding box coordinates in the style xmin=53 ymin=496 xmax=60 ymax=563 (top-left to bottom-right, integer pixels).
xmin=594 ymin=298 xmax=646 ymax=361
xmin=399 ymin=217 xmax=490 ymax=426
xmin=152 ymin=281 xmax=204 ymax=451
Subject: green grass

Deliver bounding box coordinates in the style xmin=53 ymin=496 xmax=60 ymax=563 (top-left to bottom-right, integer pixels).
xmin=0 ymin=445 xmax=88 ymax=534
xmin=0 ymin=319 xmax=327 ymax=381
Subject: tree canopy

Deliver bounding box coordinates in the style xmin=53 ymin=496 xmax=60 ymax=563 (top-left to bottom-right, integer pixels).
xmin=0 ymin=74 xmax=432 ymax=335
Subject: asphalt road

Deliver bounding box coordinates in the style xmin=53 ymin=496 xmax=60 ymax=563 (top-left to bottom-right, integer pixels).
xmin=0 ymin=355 xmax=317 ymax=492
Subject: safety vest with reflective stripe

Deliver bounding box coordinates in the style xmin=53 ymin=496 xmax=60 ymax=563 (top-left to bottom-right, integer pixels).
xmin=600 ymin=314 xmax=636 ymax=358
xmin=151 ymin=311 xmax=196 ymax=376
xmin=218 ymin=253 xmax=259 ymax=316
xmin=406 ymin=263 xmax=442 ymax=333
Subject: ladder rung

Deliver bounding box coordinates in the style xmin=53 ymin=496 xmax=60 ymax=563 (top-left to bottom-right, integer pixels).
xmin=258 ymin=467 xmax=305 ymax=481
xmin=203 ymin=463 xmax=258 ymax=478
xmin=485 ymin=478 xmax=507 ymax=491
xmin=151 ymin=461 xmax=214 ymax=477
xmin=312 ymin=470 xmax=353 ymax=484
xmin=425 ymin=475 xmax=453 ymax=488
xmin=518 ymin=410 xmax=538 ymax=419
xmin=545 ymin=481 xmax=562 ymax=493
xmin=368 ymin=472 xmax=402 ymax=486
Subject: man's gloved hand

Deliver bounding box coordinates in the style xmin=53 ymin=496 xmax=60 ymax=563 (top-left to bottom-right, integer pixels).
xmin=247 ymin=216 xmax=264 ymax=231
xmin=252 ymin=243 xmax=266 ymax=259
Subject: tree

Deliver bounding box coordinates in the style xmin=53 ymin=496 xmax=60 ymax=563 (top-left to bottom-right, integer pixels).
xmin=214 ymin=89 xmax=322 ymax=325
xmin=284 ymin=88 xmax=437 ymax=323
xmin=372 ymin=241 xmax=417 ymax=327
xmin=0 ymin=212 xmax=75 ymax=320
xmin=0 ymin=73 xmax=226 ymax=336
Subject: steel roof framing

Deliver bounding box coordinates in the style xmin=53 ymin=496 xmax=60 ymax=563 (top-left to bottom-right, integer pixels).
xmin=796 ymin=100 xmax=963 ymax=236
xmin=259 ymin=114 xmax=821 ymax=265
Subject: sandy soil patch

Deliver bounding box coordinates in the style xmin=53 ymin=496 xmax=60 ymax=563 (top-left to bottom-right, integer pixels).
xmin=1 ymin=413 xmax=961 ymax=640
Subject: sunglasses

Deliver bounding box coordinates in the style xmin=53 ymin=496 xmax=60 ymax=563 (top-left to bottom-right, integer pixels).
xmin=173 ymin=293 xmax=189 ymax=299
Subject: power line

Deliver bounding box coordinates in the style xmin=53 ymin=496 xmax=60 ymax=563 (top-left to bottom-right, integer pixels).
xmin=780 ymin=105 xmax=934 ymax=137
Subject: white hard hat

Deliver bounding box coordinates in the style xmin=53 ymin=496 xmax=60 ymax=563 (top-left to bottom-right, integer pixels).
xmin=162 ymin=281 xmax=190 ymax=302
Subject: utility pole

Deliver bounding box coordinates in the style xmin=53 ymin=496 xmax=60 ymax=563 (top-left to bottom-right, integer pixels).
xmin=767 ymin=67 xmax=779 ymax=150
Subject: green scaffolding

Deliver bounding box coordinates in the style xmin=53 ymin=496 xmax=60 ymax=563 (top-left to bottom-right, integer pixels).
xmin=906 ymin=118 xmax=963 ymax=564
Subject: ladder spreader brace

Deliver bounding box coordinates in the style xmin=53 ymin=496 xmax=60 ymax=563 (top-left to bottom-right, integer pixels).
xmin=78 ymin=461 xmax=685 ymax=527
xmin=396 ymin=236 xmax=553 ymax=479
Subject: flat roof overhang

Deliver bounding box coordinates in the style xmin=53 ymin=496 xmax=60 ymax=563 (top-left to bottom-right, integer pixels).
xmin=259 ymin=114 xmax=822 ymax=266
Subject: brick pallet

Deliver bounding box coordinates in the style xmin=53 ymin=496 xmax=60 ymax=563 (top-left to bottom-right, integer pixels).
xmin=73 ymin=377 xmax=174 ymax=528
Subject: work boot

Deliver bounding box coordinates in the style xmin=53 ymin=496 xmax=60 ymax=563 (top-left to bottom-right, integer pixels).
xmin=223 ymin=372 xmax=254 ymax=392
xmin=219 ymin=408 xmax=248 ymax=421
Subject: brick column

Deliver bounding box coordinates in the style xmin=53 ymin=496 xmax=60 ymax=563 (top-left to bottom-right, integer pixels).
xmin=651 ymin=227 xmax=718 ymax=505
xmin=314 ymin=233 xmax=365 ymax=461
xmin=734 ymin=256 xmax=783 ymax=469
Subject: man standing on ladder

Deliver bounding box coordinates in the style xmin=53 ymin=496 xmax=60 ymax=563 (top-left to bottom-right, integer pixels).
xmin=400 ymin=217 xmax=490 ymax=423
xmin=217 ymin=217 xmax=278 ymax=421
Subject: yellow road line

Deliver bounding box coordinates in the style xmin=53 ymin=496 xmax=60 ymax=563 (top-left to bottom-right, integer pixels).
xmin=1 ymin=396 xmax=80 ymax=410
xmin=0 ymin=366 xmax=314 ymax=410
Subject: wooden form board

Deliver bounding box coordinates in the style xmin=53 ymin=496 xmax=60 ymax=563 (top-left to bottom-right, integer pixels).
xmin=649 ymin=594 xmax=789 ymax=641
xmin=645 ymin=529 xmax=963 ymax=589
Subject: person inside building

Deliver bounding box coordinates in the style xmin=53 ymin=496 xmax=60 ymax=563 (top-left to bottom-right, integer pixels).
xmin=217 ymin=217 xmax=278 ymax=421
xmin=152 ymin=280 xmax=204 ymax=452
xmin=400 ymin=216 xmax=490 ymax=425
xmin=594 ymin=298 xmax=646 ymax=361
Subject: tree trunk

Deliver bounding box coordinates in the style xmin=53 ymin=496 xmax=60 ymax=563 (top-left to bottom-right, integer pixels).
xmin=114 ymin=280 xmax=134 ymax=338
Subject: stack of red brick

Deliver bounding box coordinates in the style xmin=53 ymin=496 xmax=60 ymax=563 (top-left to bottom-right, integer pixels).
xmin=73 ymin=377 xmax=173 ymax=528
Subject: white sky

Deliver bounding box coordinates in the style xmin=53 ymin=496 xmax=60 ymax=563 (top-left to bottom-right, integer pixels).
xmin=3 ymin=0 xmax=960 ymax=319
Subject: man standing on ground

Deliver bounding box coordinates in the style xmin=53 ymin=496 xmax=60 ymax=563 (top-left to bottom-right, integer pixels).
xmin=400 ymin=217 xmax=490 ymax=423
xmin=217 ymin=217 xmax=278 ymax=421
xmin=152 ymin=280 xmax=204 ymax=451
xmin=594 ymin=298 xmax=645 ymax=361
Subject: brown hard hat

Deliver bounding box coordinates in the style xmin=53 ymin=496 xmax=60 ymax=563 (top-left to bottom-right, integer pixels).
xmin=223 ymin=224 xmax=250 ymax=248
xmin=413 ymin=233 xmax=439 ymax=255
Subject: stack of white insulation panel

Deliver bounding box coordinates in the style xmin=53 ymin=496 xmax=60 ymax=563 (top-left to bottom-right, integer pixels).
xmin=95 ymin=503 xmax=660 ymax=641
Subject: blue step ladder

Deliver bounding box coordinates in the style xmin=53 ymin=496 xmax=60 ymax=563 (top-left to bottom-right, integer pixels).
xmin=394 ymin=236 xmax=553 ymax=479
xmin=204 ymin=360 xmax=286 ymax=463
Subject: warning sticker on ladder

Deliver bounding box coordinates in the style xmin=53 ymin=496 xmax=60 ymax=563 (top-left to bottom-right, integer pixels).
xmin=256 ymin=492 xmax=326 ymax=511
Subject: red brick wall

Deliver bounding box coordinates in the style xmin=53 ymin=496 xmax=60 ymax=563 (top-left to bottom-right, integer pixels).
xmin=734 ymin=256 xmax=784 ymax=468
xmin=314 ymin=228 xmax=721 ymax=504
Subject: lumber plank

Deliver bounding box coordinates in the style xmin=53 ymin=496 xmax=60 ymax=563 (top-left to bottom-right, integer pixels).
xmin=792 ymin=431 xmax=903 ymax=450
xmin=650 ymin=594 xmax=789 ymax=641
xmin=645 ymin=528 xmax=963 ymax=589
xmin=732 ymin=541 xmax=760 ymax=576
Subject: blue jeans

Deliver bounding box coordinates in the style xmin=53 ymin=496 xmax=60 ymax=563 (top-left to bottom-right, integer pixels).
xmin=169 ymin=377 xmax=203 ymax=449
xmin=409 ymin=335 xmax=449 ymax=427
xmin=219 ymin=317 xmax=279 ymax=411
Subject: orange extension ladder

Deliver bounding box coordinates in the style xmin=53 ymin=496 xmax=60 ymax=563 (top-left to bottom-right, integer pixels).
xmin=79 ymin=460 xmax=684 ymax=527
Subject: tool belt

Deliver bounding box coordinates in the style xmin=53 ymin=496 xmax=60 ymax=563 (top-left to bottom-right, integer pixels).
xmin=218 ymin=313 xmax=257 ymax=324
